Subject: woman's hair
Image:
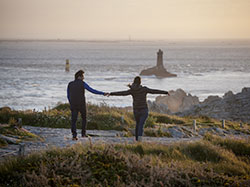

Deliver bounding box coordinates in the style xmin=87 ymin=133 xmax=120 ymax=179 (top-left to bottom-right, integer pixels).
xmin=133 ymin=76 xmax=141 ymax=85
xmin=75 ymin=70 xmax=84 ymax=80
xmin=128 ymin=76 xmax=141 ymax=88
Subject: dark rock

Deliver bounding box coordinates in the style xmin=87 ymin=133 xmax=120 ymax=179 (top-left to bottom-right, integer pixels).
xmin=203 ymin=96 xmax=222 ymax=104
xmin=149 ymin=89 xmax=199 ymax=113
xmin=168 ymin=126 xmax=186 ymax=138
xmin=140 ymin=49 xmax=177 ymax=78
xmin=179 ymin=87 xmax=250 ymax=123
xmin=242 ymin=87 xmax=250 ymax=93
xmin=140 ymin=66 xmax=177 ymax=78
xmin=223 ymin=91 xmax=234 ymax=99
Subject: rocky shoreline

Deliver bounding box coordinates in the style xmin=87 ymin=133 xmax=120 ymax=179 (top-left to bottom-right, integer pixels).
xmin=149 ymin=87 xmax=250 ymax=123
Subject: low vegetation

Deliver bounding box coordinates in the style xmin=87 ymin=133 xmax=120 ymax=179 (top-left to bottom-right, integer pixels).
xmin=0 ymin=138 xmax=7 ymax=148
xmin=0 ymin=135 xmax=249 ymax=186
xmin=0 ymin=103 xmax=249 ymax=137
xmin=0 ymin=122 xmax=42 ymax=148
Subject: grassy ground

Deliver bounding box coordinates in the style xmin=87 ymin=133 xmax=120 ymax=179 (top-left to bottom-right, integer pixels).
xmin=0 ymin=138 xmax=7 ymax=148
xmin=0 ymin=134 xmax=249 ymax=186
xmin=0 ymin=103 xmax=249 ymax=137
xmin=0 ymin=123 xmax=42 ymax=148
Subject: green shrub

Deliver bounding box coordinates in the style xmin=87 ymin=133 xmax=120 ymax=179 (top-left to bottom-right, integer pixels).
xmin=0 ymin=124 xmax=41 ymax=141
xmin=144 ymin=114 xmax=157 ymax=128
xmin=8 ymin=117 xmax=17 ymax=127
xmin=144 ymin=127 xmax=172 ymax=137
xmin=1 ymin=141 xmax=250 ymax=186
xmin=198 ymin=115 xmax=213 ymax=123
xmin=204 ymin=133 xmax=250 ymax=157
xmin=0 ymin=138 xmax=7 ymax=147
xmin=181 ymin=141 xmax=225 ymax=163
xmin=0 ymin=104 xmax=135 ymax=131
xmin=87 ymin=112 xmax=125 ymax=130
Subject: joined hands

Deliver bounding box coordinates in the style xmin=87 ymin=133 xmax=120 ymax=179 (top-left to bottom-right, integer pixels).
xmin=104 ymin=93 xmax=110 ymax=97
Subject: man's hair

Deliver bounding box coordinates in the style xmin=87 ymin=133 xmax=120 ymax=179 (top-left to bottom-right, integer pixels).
xmin=75 ymin=70 xmax=84 ymax=80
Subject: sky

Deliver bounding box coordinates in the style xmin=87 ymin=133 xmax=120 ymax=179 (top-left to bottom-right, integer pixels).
xmin=0 ymin=0 xmax=250 ymax=40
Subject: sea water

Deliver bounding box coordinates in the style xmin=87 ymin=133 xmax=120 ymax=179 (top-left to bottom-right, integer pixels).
xmin=0 ymin=40 xmax=250 ymax=111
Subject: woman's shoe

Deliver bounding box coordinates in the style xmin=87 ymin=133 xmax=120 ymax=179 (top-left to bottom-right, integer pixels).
xmin=138 ymin=136 xmax=142 ymax=142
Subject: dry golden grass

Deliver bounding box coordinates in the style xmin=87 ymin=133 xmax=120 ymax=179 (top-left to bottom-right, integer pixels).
xmin=0 ymin=135 xmax=249 ymax=186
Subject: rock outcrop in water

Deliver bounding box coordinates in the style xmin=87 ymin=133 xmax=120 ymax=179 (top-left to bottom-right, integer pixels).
xmin=140 ymin=49 xmax=177 ymax=78
xmin=148 ymin=89 xmax=199 ymax=114
xmin=148 ymin=87 xmax=250 ymax=123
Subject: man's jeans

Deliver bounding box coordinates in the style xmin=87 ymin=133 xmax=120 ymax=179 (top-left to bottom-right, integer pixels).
xmin=133 ymin=108 xmax=148 ymax=141
xmin=71 ymin=107 xmax=86 ymax=138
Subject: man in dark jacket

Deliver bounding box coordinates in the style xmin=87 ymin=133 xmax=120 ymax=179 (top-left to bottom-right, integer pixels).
xmin=67 ymin=70 xmax=107 ymax=140
xmin=109 ymin=76 xmax=169 ymax=141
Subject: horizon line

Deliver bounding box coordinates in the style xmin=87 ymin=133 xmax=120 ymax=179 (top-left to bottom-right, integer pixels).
xmin=1 ymin=38 xmax=250 ymax=42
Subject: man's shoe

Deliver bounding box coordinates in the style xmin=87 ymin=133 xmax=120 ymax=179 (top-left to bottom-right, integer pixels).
xmin=72 ymin=137 xmax=78 ymax=141
xmin=81 ymin=134 xmax=88 ymax=138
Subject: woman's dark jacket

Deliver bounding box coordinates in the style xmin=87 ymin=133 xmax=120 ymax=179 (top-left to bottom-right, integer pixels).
xmin=110 ymin=84 xmax=168 ymax=110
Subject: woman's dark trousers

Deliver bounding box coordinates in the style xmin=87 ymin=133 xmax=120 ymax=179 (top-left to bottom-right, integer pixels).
xmin=133 ymin=108 xmax=148 ymax=141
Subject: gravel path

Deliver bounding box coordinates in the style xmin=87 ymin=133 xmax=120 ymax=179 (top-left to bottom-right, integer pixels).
xmin=0 ymin=126 xmax=201 ymax=160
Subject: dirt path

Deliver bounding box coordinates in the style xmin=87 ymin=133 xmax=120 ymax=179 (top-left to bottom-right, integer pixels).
xmin=0 ymin=126 xmax=201 ymax=160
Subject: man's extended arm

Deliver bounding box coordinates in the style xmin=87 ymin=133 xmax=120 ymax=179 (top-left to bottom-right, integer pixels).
xmin=84 ymin=82 xmax=105 ymax=95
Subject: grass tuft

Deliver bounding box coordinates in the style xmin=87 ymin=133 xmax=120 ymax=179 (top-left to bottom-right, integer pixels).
xmin=204 ymin=133 xmax=250 ymax=157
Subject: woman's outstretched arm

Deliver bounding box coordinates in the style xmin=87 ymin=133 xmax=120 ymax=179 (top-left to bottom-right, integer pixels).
xmin=146 ymin=87 xmax=169 ymax=95
xmin=110 ymin=90 xmax=131 ymax=96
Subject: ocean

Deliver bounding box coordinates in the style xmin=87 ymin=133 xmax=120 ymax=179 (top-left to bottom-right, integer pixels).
xmin=0 ymin=40 xmax=250 ymax=111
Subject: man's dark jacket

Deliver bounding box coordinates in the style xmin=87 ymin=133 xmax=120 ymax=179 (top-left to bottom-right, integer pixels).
xmin=67 ymin=79 xmax=85 ymax=109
